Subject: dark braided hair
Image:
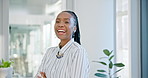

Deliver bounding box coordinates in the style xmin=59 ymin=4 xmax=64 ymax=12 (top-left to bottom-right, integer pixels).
xmin=62 ymin=11 xmax=81 ymax=45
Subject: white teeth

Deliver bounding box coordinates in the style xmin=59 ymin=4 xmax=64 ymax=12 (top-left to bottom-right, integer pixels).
xmin=58 ymin=30 xmax=65 ymax=32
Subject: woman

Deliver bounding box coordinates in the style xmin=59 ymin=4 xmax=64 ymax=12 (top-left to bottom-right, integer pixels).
xmin=35 ymin=11 xmax=89 ymax=78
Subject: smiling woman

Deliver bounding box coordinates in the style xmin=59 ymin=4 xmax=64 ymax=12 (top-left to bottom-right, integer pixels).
xmin=34 ymin=11 xmax=89 ymax=78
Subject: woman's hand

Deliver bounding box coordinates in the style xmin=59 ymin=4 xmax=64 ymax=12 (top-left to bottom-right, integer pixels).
xmin=37 ymin=72 xmax=46 ymax=78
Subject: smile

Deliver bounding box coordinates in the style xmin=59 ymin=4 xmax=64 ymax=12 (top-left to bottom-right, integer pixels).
xmin=58 ymin=29 xmax=65 ymax=32
xmin=57 ymin=29 xmax=66 ymax=35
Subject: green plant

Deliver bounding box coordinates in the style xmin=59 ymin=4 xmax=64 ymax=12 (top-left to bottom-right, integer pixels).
xmin=0 ymin=59 xmax=13 ymax=68
xmin=94 ymin=49 xmax=125 ymax=78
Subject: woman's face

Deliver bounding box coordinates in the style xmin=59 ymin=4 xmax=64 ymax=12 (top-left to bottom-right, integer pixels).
xmin=54 ymin=12 xmax=76 ymax=41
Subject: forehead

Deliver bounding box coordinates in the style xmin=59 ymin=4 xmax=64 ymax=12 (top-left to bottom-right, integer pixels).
xmin=56 ymin=12 xmax=73 ymax=19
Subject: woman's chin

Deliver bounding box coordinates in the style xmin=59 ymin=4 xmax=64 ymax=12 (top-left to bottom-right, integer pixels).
xmin=57 ymin=36 xmax=66 ymax=40
xmin=57 ymin=36 xmax=71 ymax=41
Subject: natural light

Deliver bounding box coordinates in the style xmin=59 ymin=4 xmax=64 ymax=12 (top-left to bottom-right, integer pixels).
xmin=116 ymin=0 xmax=130 ymax=78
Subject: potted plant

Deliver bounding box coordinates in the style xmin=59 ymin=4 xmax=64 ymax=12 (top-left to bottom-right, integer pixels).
xmin=0 ymin=59 xmax=13 ymax=78
xmin=93 ymin=49 xmax=125 ymax=78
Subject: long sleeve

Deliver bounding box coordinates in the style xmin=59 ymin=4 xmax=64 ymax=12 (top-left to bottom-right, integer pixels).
xmin=34 ymin=52 xmax=48 ymax=78
xmin=71 ymin=48 xmax=89 ymax=78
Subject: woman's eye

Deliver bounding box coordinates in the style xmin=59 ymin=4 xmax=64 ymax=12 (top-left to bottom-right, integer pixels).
xmin=65 ymin=21 xmax=69 ymax=24
xmin=56 ymin=21 xmax=60 ymax=23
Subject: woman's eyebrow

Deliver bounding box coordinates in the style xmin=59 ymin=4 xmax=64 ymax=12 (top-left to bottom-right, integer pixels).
xmin=64 ymin=18 xmax=70 ymax=20
xmin=56 ymin=18 xmax=60 ymax=20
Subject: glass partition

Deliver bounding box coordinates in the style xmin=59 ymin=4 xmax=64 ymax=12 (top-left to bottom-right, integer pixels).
xmin=9 ymin=0 xmax=62 ymax=77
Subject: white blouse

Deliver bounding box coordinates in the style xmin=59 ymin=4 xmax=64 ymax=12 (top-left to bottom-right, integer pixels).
xmin=35 ymin=39 xmax=89 ymax=78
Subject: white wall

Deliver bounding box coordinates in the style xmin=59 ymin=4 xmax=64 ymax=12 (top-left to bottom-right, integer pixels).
xmin=74 ymin=0 xmax=115 ymax=78
xmin=0 ymin=0 xmax=9 ymax=60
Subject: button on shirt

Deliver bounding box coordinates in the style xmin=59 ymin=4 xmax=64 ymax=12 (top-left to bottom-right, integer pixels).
xmin=35 ymin=39 xmax=89 ymax=78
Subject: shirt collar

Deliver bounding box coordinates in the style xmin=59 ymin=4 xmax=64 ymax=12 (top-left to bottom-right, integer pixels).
xmin=57 ymin=38 xmax=74 ymax=53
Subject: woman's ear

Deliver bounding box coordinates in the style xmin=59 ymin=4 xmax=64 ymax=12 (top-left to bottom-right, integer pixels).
xmin=74 ymin=26 xmax=77 ymax=32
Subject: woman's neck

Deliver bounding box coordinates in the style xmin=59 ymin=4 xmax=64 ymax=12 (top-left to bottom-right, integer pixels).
xmin=59 ymin=39 xmax=71 ymax=48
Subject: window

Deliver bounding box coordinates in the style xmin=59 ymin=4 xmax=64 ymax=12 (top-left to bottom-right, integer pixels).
xmin=116 ymin=0 xmax=130 ymax=78
xmin=9 ymin=0 xmax=62 ymax=77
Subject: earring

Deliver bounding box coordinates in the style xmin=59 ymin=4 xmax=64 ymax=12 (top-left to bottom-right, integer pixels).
xmin=72 ymin=31 xmax=75 ymax=38
xmin=74 ymin=30 xmax=76 ymax=33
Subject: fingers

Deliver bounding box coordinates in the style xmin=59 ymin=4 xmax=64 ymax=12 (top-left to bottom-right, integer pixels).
xmin=40 ymin=72 xmax=46 ymax=78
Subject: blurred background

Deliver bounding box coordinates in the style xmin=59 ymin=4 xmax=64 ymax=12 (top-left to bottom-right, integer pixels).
xmin=0 ymin=0 xmax=143 ymax=78
xmin=9 ymin=0 xmax=61 ymax=77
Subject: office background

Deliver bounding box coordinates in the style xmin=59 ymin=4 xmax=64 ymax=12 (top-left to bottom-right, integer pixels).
xmin=0 ymin=0 xmax=145 ymax=78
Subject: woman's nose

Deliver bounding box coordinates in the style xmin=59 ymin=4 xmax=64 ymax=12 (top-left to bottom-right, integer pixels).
xmin=58 ymin=22 xmax=64 ymax=27
xmin=58 ymin=25 xmax=64 ymax=27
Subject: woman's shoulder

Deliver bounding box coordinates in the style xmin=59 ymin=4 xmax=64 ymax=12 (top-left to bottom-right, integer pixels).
xmin=72 ymin=42 xmax=86 ymax=52
xmin=71 ymin=42 xmax=89 ymax=59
